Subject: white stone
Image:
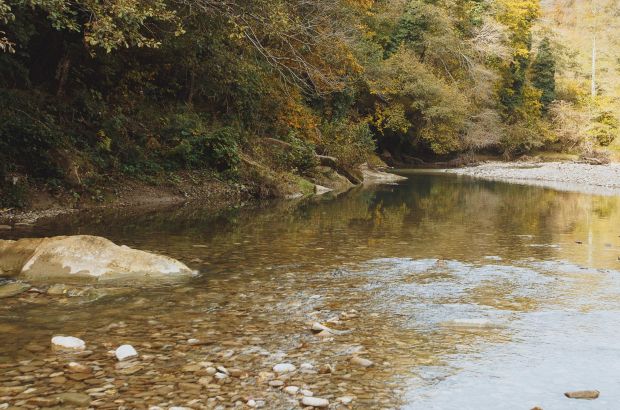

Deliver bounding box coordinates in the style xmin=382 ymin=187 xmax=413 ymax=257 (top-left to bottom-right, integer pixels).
xmin=0 ymin=235 xmax=195 ymax=281
xmin=300 ymin=363 xmax=314 ymax=370
xmin=350 ymin=356 xmax=374 ymax=367
xmin=51 ymin=336 xmax=85 ymax=351
xmin=273 ymin=363 xmax=296 ymax=373
xmin=115 ymin=344 xmax=138 ymax=361
xmin=301 ymin=397 xmax=329 ymax=407
xmin=337 ymin=396 xmax=354 ymax=404
xmin=445 ymin=318 xmax=497 ymax=328
xmin=214 ymin=372 xmax=228 ymax=380
xmin=247 ymin=399 xmax=256 ymax=408
xmin=284 ymin=386 xmax=299 ymax=395
xmin=301 ymin=389 xmax=314 ymax=397
xmin=187 ymin=338 xmax=201 ymax=345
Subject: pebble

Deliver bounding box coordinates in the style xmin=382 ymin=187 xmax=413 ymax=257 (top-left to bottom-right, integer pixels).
xmin=269 ymin=380 xmax=284 ymax=387
xmin=337 ymin=396 xmax=354 ymax=404
xmin=51 ymin=336 xmax=86 ymax=351
xmin=300 ymin=363 xmax=314 ymax=370
xmin=311 ymin=322 xmax=349 ymax=335
xmin=350 ymin=356 xmax=374 ymax=367
xmin=301 ymin=389 xmax=313 ymax=396
xmin=247 ymin=399 xmax=257 ymax=407
xmin=198 ymin=376 xmax=214 ymax=386
xmin=115 ymin=344 xmax=138 ymax=361
xmin=214 ymin=372 xmax=228 ymax=380
xmin=301 ymin=396 xmax=329 ymax=407
xmin=565 ymin=390 xmax=600 ymax=399
xmin=273 ymin=363 xmax=296 ymax=373
xmin=284 ymin=385 xmax=299 ymax=395
xmin=66 ymin=362 xmax=91 ymax=373
xmin=54 ymin=392 xmax=91 ymax=406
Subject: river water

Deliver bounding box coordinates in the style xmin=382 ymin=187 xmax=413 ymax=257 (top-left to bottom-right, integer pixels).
xmin=1 ymin=171 xmax=620 ymax=409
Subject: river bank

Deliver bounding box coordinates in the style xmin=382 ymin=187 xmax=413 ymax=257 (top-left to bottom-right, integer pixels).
xmin=0 ymin=164 xmax=405 ymax=226
xmin=446 ymin=161 xmax=620 ymax=196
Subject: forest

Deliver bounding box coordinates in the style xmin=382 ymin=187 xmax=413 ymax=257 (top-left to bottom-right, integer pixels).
xmin=0 ymin=0 xmax=618 ymax=207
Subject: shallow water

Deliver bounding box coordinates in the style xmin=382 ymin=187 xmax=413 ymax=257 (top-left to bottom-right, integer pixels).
xmin=2 ymin=171 xmax=620 ymax=409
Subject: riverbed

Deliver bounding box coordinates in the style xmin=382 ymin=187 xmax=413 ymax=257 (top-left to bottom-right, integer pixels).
xmin=1 ymin=171 xmax=620 ymax=409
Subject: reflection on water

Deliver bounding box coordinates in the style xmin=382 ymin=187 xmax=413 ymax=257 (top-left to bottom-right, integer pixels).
xmin=2 ymin=171 xmax=620 ymax=409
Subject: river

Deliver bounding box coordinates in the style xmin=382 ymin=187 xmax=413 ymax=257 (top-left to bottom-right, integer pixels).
xmin=1 ymin=171 xmax=620 ymax=409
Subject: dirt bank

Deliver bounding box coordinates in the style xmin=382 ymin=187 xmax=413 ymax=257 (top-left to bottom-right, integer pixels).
xmin=446 ymin=161 xmax=620 ymax=196
xmin=0 ymin=165 xmax=405 ymax=226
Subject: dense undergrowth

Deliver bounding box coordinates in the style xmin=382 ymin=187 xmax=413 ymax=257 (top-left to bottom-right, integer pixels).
xmin=0 ymin=0 xmax=618 ymax=208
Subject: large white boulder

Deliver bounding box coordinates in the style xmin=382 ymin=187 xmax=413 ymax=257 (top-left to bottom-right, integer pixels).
xmin=0 ymin=235 xmax=195 ymax=282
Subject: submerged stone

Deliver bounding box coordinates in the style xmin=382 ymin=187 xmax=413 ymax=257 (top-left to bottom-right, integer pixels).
xmin=115 ymin=344 xmax=138 ymax=361
xmin=0 ymin=282 xmax=30 ymax=298
xmin=54 ymin=392 xmax=91 ymax=406
xmin=350 ymin=356 xmax=374 ymax=368
xmin=273 ymin=363 xmax=296 ymax=373
xmin=565 ymin=390 xmax=600 ymax=400
xmin=301 ymin=396 xmax=329 ymax=407
xmin=51 ymin=336 xmax=86 ymax=351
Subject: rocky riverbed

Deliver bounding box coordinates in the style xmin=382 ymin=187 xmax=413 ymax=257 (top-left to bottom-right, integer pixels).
xmin=0 ymin=271 xmax=410 ymax=410
xmin=2 ymin=173 xmax=620 ymax=409
xmin=446 ymin=161 xmax=620 ymax=195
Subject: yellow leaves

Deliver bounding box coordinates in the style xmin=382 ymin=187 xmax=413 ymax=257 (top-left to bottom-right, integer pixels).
xmin=275 ymin=90 xmax=320 ymax=141
xmin=345 ymin=0 xmax=375 ymax=11
xmin=516 ymin=85 xmax=543 ymax=119
xmin=371 ymin=103 xmax=411 ymax=135
xmin=495 ymin=0 xmax=540 ymax=60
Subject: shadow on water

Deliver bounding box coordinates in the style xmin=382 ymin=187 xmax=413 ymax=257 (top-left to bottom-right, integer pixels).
xmin=2 ymin=172 xmax=620 ymax=409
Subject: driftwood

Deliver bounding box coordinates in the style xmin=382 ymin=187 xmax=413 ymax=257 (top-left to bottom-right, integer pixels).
xmin=316 ymin=155 xmax=361 ymax=184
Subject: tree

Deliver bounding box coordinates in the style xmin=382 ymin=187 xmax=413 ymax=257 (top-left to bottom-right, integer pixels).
xmin=531 ymin=37 xmax=556 ymax=111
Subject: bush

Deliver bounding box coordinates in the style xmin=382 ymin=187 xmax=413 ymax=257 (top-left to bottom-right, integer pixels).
xmin=278 ymin=132 xmax=318 ymax=174
xmin=548 ymin=101 xmax=589 ymax=151
xmin=318 ymin=121 xmax=376 ymax=168
xmin=0 ymin=90 xmax=66 ymax=179
xmin=589 ymin=110 xmax=619 ymax=147
xmin=161 ymin=112 xmax=240 ymax=175
xmin=501 ymin=119 xmax=550 ymax=155
xmin=0 ymin=179 xmax=29 ymax=209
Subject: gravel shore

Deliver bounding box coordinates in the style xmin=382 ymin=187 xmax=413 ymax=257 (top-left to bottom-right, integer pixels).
xmin=446 ymin=161 xmax=620 ymax=196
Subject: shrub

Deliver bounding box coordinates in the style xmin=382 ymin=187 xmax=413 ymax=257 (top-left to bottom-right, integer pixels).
xmin=278 ymin=132 xmax=318 ymax=174
xmin=589 ymin=110 xmax=619 ymax=147
xmin=0 ymin=179 xmax=29 ymax=209
xmin=0 ymin=90 xmax=66 ymax=179
xmin=161 ymin=112 xmax=240 ymax=175
xmin=548 ymin=101 xmax=589 ymax=151
xmin=319 ymin=121 xmax=376 ymax=168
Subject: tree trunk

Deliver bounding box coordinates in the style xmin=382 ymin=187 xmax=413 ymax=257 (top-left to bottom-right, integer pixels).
xmin=187 ymin=68 xmax=196 ymax=106
xmin=56 ymin=53 xmax=71 ymax=97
